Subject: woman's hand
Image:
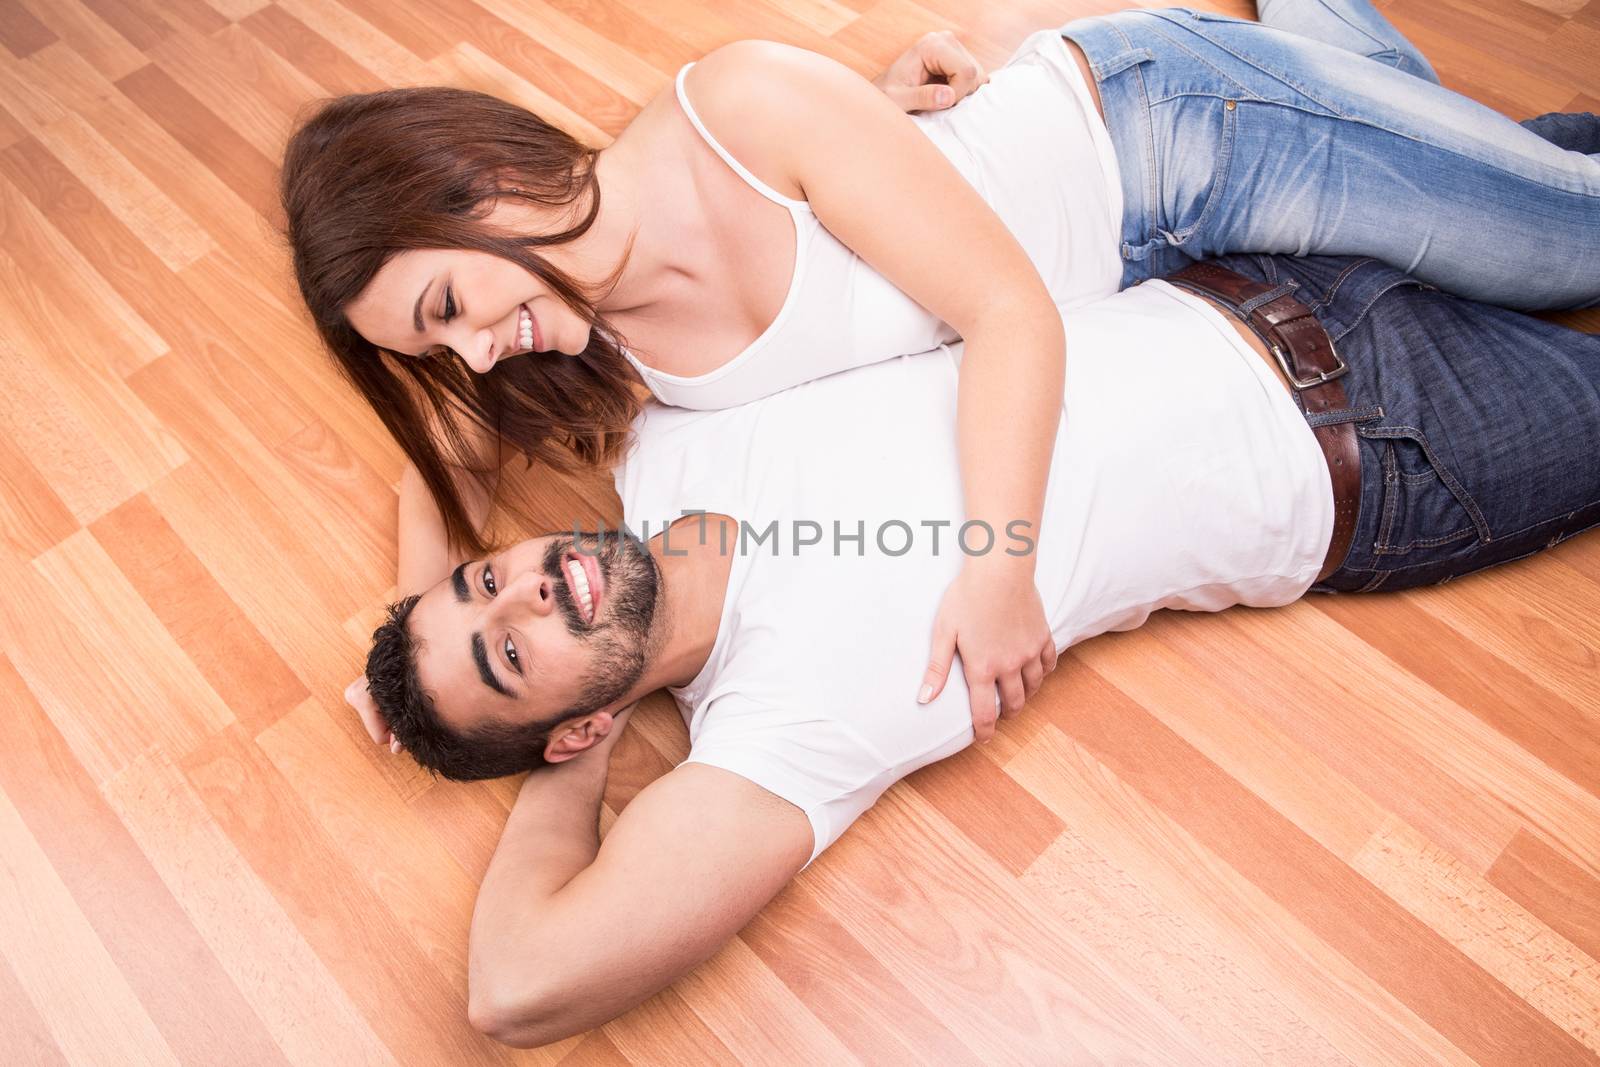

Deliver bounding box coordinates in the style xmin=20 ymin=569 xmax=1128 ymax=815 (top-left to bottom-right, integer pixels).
xmin=918 ymin=559 xmax=1058 ymax=741
xmin=872 ymin=31 xmax=990 ymax=113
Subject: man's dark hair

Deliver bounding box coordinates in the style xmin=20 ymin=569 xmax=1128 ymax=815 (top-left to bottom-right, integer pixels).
xmin=365 ymin=595 xmax=567 ymax=780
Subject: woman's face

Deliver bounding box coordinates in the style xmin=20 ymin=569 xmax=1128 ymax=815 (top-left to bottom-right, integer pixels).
xmin=345 ymin=243 xmax=595 ymax=373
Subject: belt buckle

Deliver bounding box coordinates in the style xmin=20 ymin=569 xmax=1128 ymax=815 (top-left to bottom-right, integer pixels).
xmin=1271 ymin=340 xmax=1348 ymax=391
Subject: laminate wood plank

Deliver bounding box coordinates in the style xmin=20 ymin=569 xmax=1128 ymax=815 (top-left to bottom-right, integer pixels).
xmin=114 ymin=63 xmax=279 ymax=224
xmin=151 ymin=0 xmax=232 ymax=37
xmin=1163 ymin=606 xmax=1599 ymax=878
xmin=0 ymin=782 xmax=181 ymax=1067
xmin=1065 ymin=633 xmax=1392 ymax=864
xmin=600 ymin=986 xmax=741 ymax=1067
xmin=427 ymin=42 xmax=611 ymax=145
xmin=1405 ymin=565 xmax=1600 ymax=740
xmin=0 ymin=0 xmax=56 ymax=59
xmin=1380 ymin=11 xmax=1578 ymax=116
xmin=1005 ymin=722 xmax=1480 ymax=1067
xmin=1018 ymin=826 xmax=1357 ymax=1067
xmin=256 ymin=698 xmax=481 ymax=984
xmin=502 ymin=0 xmax=697 ymax=81
xmin=372 ymin=0 xmax=646 ymax=131
xmin=138 ymin=459 xmax=373 ymax=693
xmin=0 ymin=155 xmax=169 ymax=376
xmin=128 ymin=356 xmax=394 ymax=625
xmin=738 ymin=880 xmax=988 ymax=1066
xmin=0 ymin=427 xmax=77 ymax=558
xmin=0 ymin=86 xmax=22 ymax=148
xmin=16 ymin=0 xmax=150 ymax=80
xmin=1042 ymin=665 xmax=1598 ymax=1066
xmin=1487 ymin=829 xmax=1600 ymax=964
xmin=149 ymin=22 xmax=329 ymax=162
xmin=805 ymin=787 xmax=1231 ymax=1065
xmin=1354 ymin=817 xmax=1600 ymax=1056
xmin=1310 ymin=593 xmax=1600 ymax=802
xmin=203 ymin=0 xmax=270 ymax=20
xmin=0 ymin=949 xmax=70 ymax=1067
xmin=0 ymin=55 xmax=216 ymax=271
xmin=0 ymin=655 xmax=287 ymax=1067
xmin=412 ymin=778 xmax=521 ymax=882
xmin=1393 ymin=0 xmax=1600 ymax=96
xmin=0 ymin=341 xmax=140 ymax=524
xmin=272 ymin=0 xmax=432 ymax=85
xmin=555 ymin=1031 xmax=633 ymax=1067
xmin=76 ymin=0 xmax=171 ymax=51
xmin=0 ymin=541 xmax=216 ymax=784
xmin=902 ymin=742 xmax=1066 ymax=876
xmin=180 ymin=724 xmax=517 ymax=1066
xmin=242 ymin=3 xmax=388 ymax=97
xmin=469 ymin=0 xmax=689 ymax=101
xmin=175 ymin=248 xmax=405 ymax=485
xmin=761 ymin=0 xmax=861 ymax=38
xmin=92 ymin=494 xmax=310 ymax=737
xmin=101 ymin=744 xmax=393 ymax=1067
xmin=669 ymin=936 xmax=863 ymax=1066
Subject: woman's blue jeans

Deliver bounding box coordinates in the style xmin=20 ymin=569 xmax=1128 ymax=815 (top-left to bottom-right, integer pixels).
xmin=1061 ymin=1 xmax=1600 ymax=310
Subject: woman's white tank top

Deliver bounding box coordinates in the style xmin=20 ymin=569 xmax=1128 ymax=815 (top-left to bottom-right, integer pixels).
xmin=623 ymin=29 xmax=1125 ymax=409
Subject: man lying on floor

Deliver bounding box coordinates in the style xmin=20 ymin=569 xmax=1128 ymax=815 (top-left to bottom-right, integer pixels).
xmin=354 ymin=251 xmax=1600 ymax=1048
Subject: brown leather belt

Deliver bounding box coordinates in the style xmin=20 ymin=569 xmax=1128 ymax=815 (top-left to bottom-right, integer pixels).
xmin=1161 ymin=262 xmax=1361 ymax=583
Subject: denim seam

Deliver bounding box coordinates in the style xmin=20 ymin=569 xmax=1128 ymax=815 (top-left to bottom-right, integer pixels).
xmin=1147 ymin=11 xmax=1600 ymax=199
xmin=1146 ymin=9 xmax=1345 ymax=115
xmin=1309 ymin=257 xmax=1377 ymax=316
xmin=1328 ymin=276 xmax=1432 ymax=344
xmin=1359 ymin=423 xmax=1493 ymax=547
xmin=1131 ymin=13 xmax=1260 ymax=100
xmin=1373 ymin=527 xmax=1477 ymax=555
xmin=1357 ymin=571 xmax=1388 ymax=593
xmin=1165 ymin=102 xmax=1237 ymax=243
xmin=1357 ymin=506 xmax=1600 ymax=579
xmin=1080 ymin=18 xmax=1162 ymax=265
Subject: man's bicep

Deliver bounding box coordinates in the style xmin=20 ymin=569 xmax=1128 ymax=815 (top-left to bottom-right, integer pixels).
xmin=491 ymin=763 xmax=812 ymax=1045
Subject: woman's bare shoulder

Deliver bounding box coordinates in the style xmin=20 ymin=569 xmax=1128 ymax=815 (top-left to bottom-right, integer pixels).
xmin=679 ymin=40 xmax=837 ymax=199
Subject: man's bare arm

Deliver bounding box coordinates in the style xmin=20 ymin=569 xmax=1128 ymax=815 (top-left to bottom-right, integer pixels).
xmin=467 ymin=754 xmax=813 ymax=1048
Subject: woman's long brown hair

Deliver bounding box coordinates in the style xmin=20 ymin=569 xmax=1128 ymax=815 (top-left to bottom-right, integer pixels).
xmin=279 ymin=86 xmax=641 ymax=556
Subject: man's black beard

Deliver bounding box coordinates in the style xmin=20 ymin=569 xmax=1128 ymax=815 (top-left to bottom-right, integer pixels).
xmin=541 ymin=529 xmax=660 ymax=716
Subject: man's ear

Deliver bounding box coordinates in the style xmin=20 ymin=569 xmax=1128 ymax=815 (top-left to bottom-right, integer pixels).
xmin=542 ymin=710 xmax=613 ymax=763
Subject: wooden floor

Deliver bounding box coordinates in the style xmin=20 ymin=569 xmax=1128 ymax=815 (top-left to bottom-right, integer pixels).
xmin=1 ymin=0 xmax=1597 ymax=1063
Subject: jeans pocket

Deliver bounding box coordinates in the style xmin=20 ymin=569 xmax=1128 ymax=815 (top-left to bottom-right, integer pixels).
xmin=1361 ymin=425 xmax=1487 ymax=558
xmin=1158 ymin=94 xmax=1239 ymax=248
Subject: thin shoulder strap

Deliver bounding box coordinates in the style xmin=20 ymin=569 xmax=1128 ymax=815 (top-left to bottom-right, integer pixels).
xmin=674 ymin=62 xmax=809 ymax=211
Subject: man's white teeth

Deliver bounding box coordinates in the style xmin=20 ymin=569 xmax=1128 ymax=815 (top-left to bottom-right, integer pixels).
xmin=518 ymin=305 xmax=534 ymax=350
xmin=565 ymin=558 xmax=593 ymax=621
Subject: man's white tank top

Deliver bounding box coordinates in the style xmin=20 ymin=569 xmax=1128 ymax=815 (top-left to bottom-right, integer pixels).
xmin=623 ymin=29 xmax=1125 ymax=409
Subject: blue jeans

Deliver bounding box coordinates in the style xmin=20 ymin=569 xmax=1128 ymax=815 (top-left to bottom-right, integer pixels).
xmin=1061 ymin=1 xmax=1600 ymax=310
xmin=1197 ymin=252 xmax=1600 ymax=592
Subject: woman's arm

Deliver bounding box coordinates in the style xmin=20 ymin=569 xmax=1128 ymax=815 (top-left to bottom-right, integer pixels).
xmin=687 ymin=41 xmax=1064 ymax=731
xmin=395 ymin=458 xmax=493 ymax=598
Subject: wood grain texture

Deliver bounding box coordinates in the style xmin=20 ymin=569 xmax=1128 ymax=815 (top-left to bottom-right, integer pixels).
xmin=0 ymin=0 xmax=1596 ymax=1063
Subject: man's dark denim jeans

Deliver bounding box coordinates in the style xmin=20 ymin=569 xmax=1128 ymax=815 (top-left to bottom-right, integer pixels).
xmin=1202 ymin=252 xmax=1600 ymax=592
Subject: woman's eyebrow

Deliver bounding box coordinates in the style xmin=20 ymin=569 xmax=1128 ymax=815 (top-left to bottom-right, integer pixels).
xmin=413 ymin=278 xmax=433 ymax=333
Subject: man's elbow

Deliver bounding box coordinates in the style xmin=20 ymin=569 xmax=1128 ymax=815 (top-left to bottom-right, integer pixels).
xmin=468 ymin=979 xmax=574 ymax=1049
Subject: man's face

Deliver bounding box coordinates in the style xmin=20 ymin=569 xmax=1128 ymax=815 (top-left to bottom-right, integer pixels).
xmin=408 ymin=529 xmax=660 ymax=738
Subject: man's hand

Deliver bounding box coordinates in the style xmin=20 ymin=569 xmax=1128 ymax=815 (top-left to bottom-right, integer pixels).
xmin=873 ymin=30 xmax=990 ymax=113
xmin=346 ymin=675 xmax=404 ymax=754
